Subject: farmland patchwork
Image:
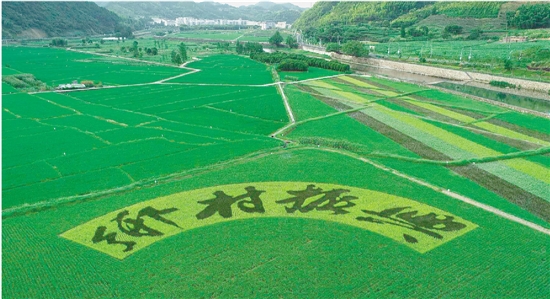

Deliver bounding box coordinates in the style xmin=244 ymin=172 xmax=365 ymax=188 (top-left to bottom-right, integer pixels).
xmin=2 ymin=47 xmax=549 ymax=298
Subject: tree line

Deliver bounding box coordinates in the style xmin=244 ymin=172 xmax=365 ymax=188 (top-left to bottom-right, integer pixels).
xmin=250 ymin=52 xmax=350 ymax=72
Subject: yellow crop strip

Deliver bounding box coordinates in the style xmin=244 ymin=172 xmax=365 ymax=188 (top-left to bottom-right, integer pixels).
xmin=303 ymin=80 xmax=342 ymax=90
xmin=405 ymin=100 xmax=549 ymax=146
xmin=333 ymin=90 xmax=372 ymax=104
xmin=337 ymin=76 xmax=400 ymax=97
xmin=339 ymin=76 xmax=381 ymax=90
xmin=407 ymin=100 xmax=476 ymax=123
xmin=474 ymin=122 xmax=550 ymax=146
xmin=376 ymin=105 xmax=550 ymax=183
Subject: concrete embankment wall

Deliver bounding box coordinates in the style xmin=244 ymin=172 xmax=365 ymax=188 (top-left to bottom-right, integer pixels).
xmin=330 ymin=53 xmax=550 ymax=93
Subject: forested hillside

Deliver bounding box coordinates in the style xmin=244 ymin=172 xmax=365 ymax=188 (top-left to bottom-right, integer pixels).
xmin=293 ymin=1 xmax=550 ymax=43
xmin=2 ymin=2 xmax=120 ymax=39
xmin=293 ymin=1 xmax=525 ymax=29
xmin=104 ymin=1 xmax=304 ymax=23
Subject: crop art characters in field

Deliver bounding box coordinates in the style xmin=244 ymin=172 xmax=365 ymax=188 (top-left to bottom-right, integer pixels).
xmin=196 ymin=186 xmax=266 ymax=219
xmin=62 ymin=182 xmax=477 ymax=259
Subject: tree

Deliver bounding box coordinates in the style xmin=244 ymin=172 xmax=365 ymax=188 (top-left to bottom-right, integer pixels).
xmin=277 ymin=59 xmax=308 ymax=72
xmin=269 ymin=31 xmax=284 ymax=47
xmin=286 ymin=35 xmax=298 ymax=48
xmin=115 ymin=24 xmax=134 ymax=39
xmin=236 ymin=40 xmax=244 ymax=54
xmin=466 ymin=29 xmax=483 ymax=40
xmin=171 ymin=50 xmax=183 ymax=65
xmin=400 ymin=25 xmax=406 ymax=38
xmin=444 ymin=25 xmax=463 ymax=35
xmin=504 ymin=59 xmax=513 ymax=71
xmin=325 ymin=43 xmax=341 ymax=53
xmin=50 ymin=38 xmax=67 ymax=47
xmin=178 ymin=43 xmax=187 ymax=62
xmin=243 ymin=42 xmax=263 ymax=54
xmin=342 ymin=41 xmax=366 ymax=57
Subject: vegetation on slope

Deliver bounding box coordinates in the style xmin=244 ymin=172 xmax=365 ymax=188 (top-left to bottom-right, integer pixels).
xmin=293 ymin=1 xmax=549 ymax=43
xmin=104 ymin=1 xmax=304 ymax=23
xmin=2 ymin=2 xmax=121 ymax=38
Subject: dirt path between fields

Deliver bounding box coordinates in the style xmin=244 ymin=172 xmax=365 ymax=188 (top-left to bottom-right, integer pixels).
xmin=277 ymin=82 xmax=295 ymax=123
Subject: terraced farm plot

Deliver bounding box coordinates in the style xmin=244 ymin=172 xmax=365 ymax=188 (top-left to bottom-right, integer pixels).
xmin=167 ymin=55 xmax=274 ymax=85
xmin=2 ymin=47 xmax=187 ymax=86
xmin=2 ymin=48 xmax=549 ymax=299
xmin=279 ymin=67 xmax=342 ymax=81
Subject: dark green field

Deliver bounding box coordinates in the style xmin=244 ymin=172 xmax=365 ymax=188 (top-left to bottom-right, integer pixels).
xmin=2 ymin=46 xmax=549 ymax=298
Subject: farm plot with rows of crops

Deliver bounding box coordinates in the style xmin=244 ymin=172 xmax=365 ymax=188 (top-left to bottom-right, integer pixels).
xmin=2 ymin=46 xmax=549 ymax=298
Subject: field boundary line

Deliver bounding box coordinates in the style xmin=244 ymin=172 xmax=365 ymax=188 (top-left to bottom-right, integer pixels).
xmin=202 ymin=105 xmax=285 ymax=124
xmin=66 ymin=47 xmax=188 ymax=69
xmin=311 ymin=147 xmax=550 ymax=236
xmin=282 ymin=74 xmax=347 ymax=86
xmin=1 ymin=146 xmax=284 ymax=218
xmin=425 ymin=82 xmax=550 ymax=119
xmin=270 ymin=104 xmax=372 ymax=137
xmin=154 ymin=69 xmax=200 ymax=84
xmin=278 ymin=82 xmax=295 ymax=123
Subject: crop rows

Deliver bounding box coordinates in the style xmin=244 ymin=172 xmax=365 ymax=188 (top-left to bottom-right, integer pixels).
xmin=2 ymin=51 xmax=290 ymax=210
xmin=2 ymin=47 xmax=186 ymax=86
xmin=288 ymin=75 xmax=550 ymax=220
xmin=168 ymin=55 xmax=274 ymax=85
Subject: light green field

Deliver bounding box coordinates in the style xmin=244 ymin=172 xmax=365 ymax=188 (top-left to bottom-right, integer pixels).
xmin=2 ymin=47 xmax=549 ymax=298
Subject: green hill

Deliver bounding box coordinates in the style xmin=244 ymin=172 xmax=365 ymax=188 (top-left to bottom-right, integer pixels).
xmin=293 ymin=1 xmax=550 ymax=42
xmin=104 ymin=1 xmax=304 ymax=23
xmin=2 ymin=2 xmax=120 ymax=39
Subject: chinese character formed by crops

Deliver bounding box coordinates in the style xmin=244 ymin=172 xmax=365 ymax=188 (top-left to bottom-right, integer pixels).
xmin=196 ymin=186 xmax=265 ymax=220
xmin=91 ymin=206 xmax=180 ymax=252
xmin=356 ymin=207 xmax=467 ymax=244
xmin=276 ymin=184 xmax=357 ymax=215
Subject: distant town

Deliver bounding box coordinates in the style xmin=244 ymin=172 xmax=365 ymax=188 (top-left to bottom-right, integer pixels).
xmin=151 ymin=17 xmax=290 ymax=30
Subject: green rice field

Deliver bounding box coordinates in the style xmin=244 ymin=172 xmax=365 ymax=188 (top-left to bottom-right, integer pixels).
xmin=2 ymin=46 xmax=549 ymax=298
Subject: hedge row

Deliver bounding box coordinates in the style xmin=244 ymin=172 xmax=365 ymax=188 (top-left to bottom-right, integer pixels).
xmin=276 ymin=59 xmax=309 ymax=72
xmin=251 ymin=52 xmax=350 ymax=72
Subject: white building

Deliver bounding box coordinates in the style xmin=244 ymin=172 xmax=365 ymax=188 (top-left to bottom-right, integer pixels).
xmin=261 ymin=21 xmax=275 ymax=30
xmin=155 ymin=17 xmax=278 ymax=28
xmin=275 ymin=22 xmax=287 ymax=29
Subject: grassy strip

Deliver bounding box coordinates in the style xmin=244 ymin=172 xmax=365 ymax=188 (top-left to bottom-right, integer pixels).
xmin=347 ymin=76 xmax=401 ymax=92
xmin=472 ymin=121 xmax=550 ymax=146
xmin=2 ymin=145 xmax=284 ymax=218
xmin=407 ymin=100 xmax=477 ymax=123
xmin=310 ymin=96 xmax=550 ymax=220
xmin=275 ymin=104 xmax=372 ymax=137
xmin=488 ymin=115 xmax=550 ymax=142
xmin=408 ymin=94 xmax=503 ymax=115
xmin=302 ymin=80 xmax=342 ymax=90
xmin=376 ymin=105 xmax=550 ymax=183
xmin=284 ymin=84 xmax=336 ymax=121
xmin=367 ymin=76 xmax=427 ymax=94
xmin=465 ymin=112 xmax=508 ymax=125
xmin=397 ymin=97 xmax=549 ymax=146
xmin=296 ymin=137 xmax=550 ymax=221
xmin=295 ymin=136 xmax=550 ymax=166
xmin=311 ymin=95 xmax=550 ymax=220
xmin=493 ymin=112 xmax=550 ymax=135
xmin=425 ymin=119 xmax=550 ymax=163
xmin=447 ymin=164 xmax=550 ymax=221
xmin=338 ymin=76 xmax=385 ymax=90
